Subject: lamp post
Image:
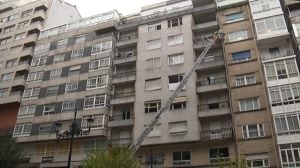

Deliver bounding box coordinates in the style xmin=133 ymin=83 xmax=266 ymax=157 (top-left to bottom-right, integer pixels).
xmin=55 ymin=108 xmax=94 ymax=168
xmin=145 ymin=149 xmax=165 ymax=168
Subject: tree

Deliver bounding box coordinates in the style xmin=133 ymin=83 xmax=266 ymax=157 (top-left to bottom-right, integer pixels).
xmin=209 ymin=156 xmax=248 ymax=168
xmin=0 ymin=134 xmax=23 ymax=168
xmin=81 ymin=145 xmax=141 ymax=168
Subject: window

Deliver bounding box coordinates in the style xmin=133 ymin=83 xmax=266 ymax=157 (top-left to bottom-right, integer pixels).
xmin=168 ymin=17 xmax=183 ymax=28
xmin=269 ymin=84 xmax=300 ymax=106
xmin=87 ymin=75 xmax=109 ymax=89
xmin=1 ymin=73 xmax=13 ymax=82
xmin=255 ymin=15 xmax=286 ymax=35
xmin=168 ymin=74 xmax=184 ymax=90
xmin=250 ymin=0 xmax=281 ymax=14
xmin=39 ymin=124 xmax=52 ymax=133
xmin=7 ymin=14 xmax=18 ymax=22
xmin=247 ymin=158 xmax=269 ymax=168
xmin=145 ymin=100 xmax=161 ymax=113
xmin=232 ymin=50 xmax=251 ymax=63
xmin=228 ymin=30 xmax=248 ymax=42
xmin=89 ymin=58 xmax=111 ymax=71
xmin=31 ymin=57 xmax=47 ymax=67
xmin=82 ymin=114 xmax=105 ymax=129
xmin=235 ymin=73 xmax=256 ymax=86
xmin=71 ymin=48 xmax=84 ymax=59
xmin=145 ymin=57 xmax=161 ymax=69
xmin=84 ymin=94 xmax=109 ymax=109
xmin=3 ymin=25 xmax=14 ymax=33
xmin=56 ymin=39 xmax=68 ymax=48
xmin=169 ymin=121 xmax=187 ymax=135
xmin=239 ymin=98 xmax=260 ymax=112
xmin=173 ymin=151 xmax=191 ymax=166
xmin=17 ymin=21 xmax=29 ymax=29
xmin=146 ymin=39 xmax=161 ymax=50
xmin=225 ymin=12 xmax=244 ymax=23
xmin=43 ymin=104 xmax=55 ymax=115
xmin=148 ymin=123 xmax=161 ymax=137
xmin=145 ymin=78 xmax=162 ymax=91
xmin=65 ymin=82 xmax=78 ymax=93
xmin=242 ymin=124 xmax=265 ymax=139
xmin=0 ymin=88 xmax=9 ymax=98
xmin=68 ymin=65 xmax=81 ymax=76
xmin=170 ymin=97 xmax=187 ymax=110
xmin=264 ymin=58 xmax=298 ymax=81
xmin=22 ymin=88 xmax=40 ymax=100
xmin=21 ymin=9 xmax=32 ymax=18
xmin=27 ymin=71 xmax=44 ymax=83
xmin=147 ymin=23 xmax=161 ymax=32
xmin=168 ymin=53 xmax=184 ymax=65
xmin=6 ymin=59 xmax=17 ymax=68
xmin=0 ymin=37 xmax=11 ymax=45
xmin=51 ymin=54 xmax=64 ymax=63
xmin=168 ymin=34 xmax=183 ymax=46
xmin=279 ymin=143 xmax=300 ymax=167
xmin=50 ymin=69 xmax=62 ymax=79
xmin=18 ymin=105 xmax=36 ymax=118
xmin=91 ymin=41 xmax=112 ymax=54
xmin=14 ymin=33 xmax=26 ymax=41
xmin=274 ymin=112 xmax=300 ymax=135
xmin=46 ymin=86 xmax=59 ymax=97
xmin=13 ymin=123 xmax=32 ymax=137
xmin=34 ymin=43 xmax=50 ymax=54
xmin=75 ymin=34 xmax=86 ymax=44
xmin=209 ymin=148 xmax=229 ymax=163
xmin=62 ymin=101 xmax=75 ymax=111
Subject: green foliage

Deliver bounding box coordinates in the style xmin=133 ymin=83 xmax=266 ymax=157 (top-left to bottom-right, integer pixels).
xmin=81 ymin=145 xmax=141 ymax=168
xmin=0 ymin=134 xmax=23 ymax=168
xmin=209 ymin=157 xmax=248 ymax=168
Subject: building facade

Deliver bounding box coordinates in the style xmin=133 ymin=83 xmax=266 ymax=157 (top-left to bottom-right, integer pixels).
xmin=0 ymin=0 xmax=80 ymax=134
xmin=7 ymin=0 xmax=300 ymax=167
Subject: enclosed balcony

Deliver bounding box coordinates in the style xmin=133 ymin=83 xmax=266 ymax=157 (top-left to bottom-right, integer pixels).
xmin=108 ymin=114 xmax=134 ymax=128
xmin=112 ymin=71 xmax=136 ymax=84
xmin=114 ymin=51 xmax=137 ymax=65
xmin=110 ymin=92 xmax=135 ymax=105
xmin=198 ymin=101 xmax=230 ymax=118
xmin=200 ymin=128 xmax=233 ymax=142
xmin=196 ymin=77 xmax=227 ymax=93
xmin=216 ymin=0 xmax=248 ymax=9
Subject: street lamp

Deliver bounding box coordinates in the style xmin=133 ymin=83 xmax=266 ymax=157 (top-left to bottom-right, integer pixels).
xmin=55 ymin=108 xmax=94 ymax=168
xmin=144 ymin=149 xmax=165 ymax=168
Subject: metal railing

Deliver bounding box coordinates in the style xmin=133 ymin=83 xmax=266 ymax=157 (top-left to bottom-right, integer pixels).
xmin=113 ymin=71 xmax=136 ymax=78
xmin=200 ymin=128 xmax=233 ymax=141
xmin=112 ymin=91 xmax=135 ymax=99
xmin=198 ymin=101 xmax=229 ymax=111
xmin=201 ymin=55 xmax=224 ymax=63
xmin=115 ymin=51 xmax=137 ymax=59
xmin=196 ymin=77 xmax=226 ymax=86
xmin=118 ymin=34 xmax=138 ymax=42
xmin=109 ymin=114 xmax=134 ymax=121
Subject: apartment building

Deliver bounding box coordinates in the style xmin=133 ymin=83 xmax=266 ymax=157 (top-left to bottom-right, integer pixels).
xmin=11 ymin=0 xmax=300 ymax=167
xmin=0 ymin=0 xmax=80 ymax=134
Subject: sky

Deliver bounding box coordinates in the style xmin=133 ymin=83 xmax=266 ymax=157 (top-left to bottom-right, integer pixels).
xmin=65 ymin=0 xmax=167 ymax=18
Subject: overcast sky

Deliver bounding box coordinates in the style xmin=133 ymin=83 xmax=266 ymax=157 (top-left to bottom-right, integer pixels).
xmin=65 ymin=0 xmax=166 ymax=17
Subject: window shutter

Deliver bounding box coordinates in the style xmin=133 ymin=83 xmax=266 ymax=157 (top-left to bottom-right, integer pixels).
xmin=43 ymin=71 xmax=50 ymax=81
xmin=173 ymin=96 xmax=187 ymax=103
xmin=80 ymin=62 xmax=89 ymax=74
xmin=68 ymin=36 xmax=76 ymax=45
xmin=30 ymin=123 xmax=40 ymax=136
xmin=58 ymin=84 xmax=66 ymax=95
xmin=86 ymin=32 xmax=95 ymax=41
xmin=46 ymin=56 xmax=54 ymax=66
xmin=35 ymin=105 xmax=44 ymax=116
xmin=38 ymin=87 xmax=47 ymax=98
xmin=54 ymin=102 xmax=63 ymax=114
xmin=61 ymin=67 xmax=69 ymax=77
xmin=78 ymin=80 xmax=87 ymax=92
xmin=64 ymin=51 xmax=72 ymax=61
xmin=76 ymin=99 xmax=84 ymax=111
xmin=49 ymin=41 xmax=57 ymax=50
xmin=83 ymin=46 xmax=92 ymax=56
xmin=232 ymin=51 xmax=251 ymax=61
xmin=169 ymin=121 xmax=187 ymax=133
xmin=145 ymin=78 xmax=161 ymax=90
xmin=50 ymin=122 xmax=57 ymax=134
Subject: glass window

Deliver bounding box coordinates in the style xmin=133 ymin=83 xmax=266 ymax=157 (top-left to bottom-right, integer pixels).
xmin=146 ymin=39 xmax=161 ymax=50
xmin=168 ymin=53 xmax=184 ymax=65
xmin=235 ymin=73 xmax=256 ymax=86
xmin=71 ymin=48 xmax=84 ymax=59
xmin=145 ymin=100 xmax=161 ymax=113
xmin=82 ymin=114 xmax=105 ymax=129
xmin=243 ymin=124 xmax=264 ymax=139
xmin=89 ymin=58 xmax=111 ymax=71
xmin=168 ymin=34 xmax=183 ymax=46
xmin=26 ymin=71 xmax=44 ymax=83
xmin=209 ymin=147 xmax=229 ymax=163
xmin=225 ymin=12 xmax=244 ymax=23
xmin=65 ymin=82 xmax=78 ymax=93
xmin=22 ymin=88 xmax=40 ymax=100
xmin=168 ymin=17 xmax=183 ymax=28
xmin=53 ymin=54 xmax=65 ymax=63
xmin=18 ymin=105 xmax=36 ymax=118
xmin=255 ymin=15 xmax=286 ymax=35
xmin=56 ymin=39 xmax=68 ymax=48
xmin=172 ymin=151 xmax=191 ymax=166
xmin=62 ymin=101 xmax=75 ymax=111
xmin=13 ymin=123 xmax=32 ymax=137
xmin=84 ymin=94 xmax=108 ymax=109
xmin=31 ymin=57 xmax=47 ymax=67
xmin=68 ymin=65 xmax=81 ymax=76
xmin=46 ymin=86 xmax=59 ymax=97
xmin=228 ymin=30 xmax=248 ymax=42
xmin=75 ymin=34 xmax=86 ymax=44
xmin=50 ymin=69 xmax=62 ymax=79
xmin=43 ymin=104 xmax=55 ymax=115
xmin=232 ymin=50 xmax=251 ymax=63
xmin=145 ymin=57 xmax=161 ymax=69
xmin=147 ymin=23 xmax=161 ymax=32
xmin=87 ymin=75 xmax=109 ymax=89
xmin=91 ymin=41 xmax=112 ymax=54
xmin=239 ymin=98 xmax=260 ymax=111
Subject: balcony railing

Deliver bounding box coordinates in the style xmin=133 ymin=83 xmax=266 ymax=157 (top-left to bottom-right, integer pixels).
xmin=201 ymin=56 xmax=223 ymax=63
xmin=115 ymin=51 xmax=137 ymax=59
xmin=10 ymin=91 xmax=23 ymax=96
xmin=113 ymin=71 xmax=136 ymax=78
xmin=198 ymin=101 xmax=229 ymax=111
xmin=14 ymin=75 xmax=27 ymax=80
xmin=109 ymin=114 xmax=134 ymax=121
xmin=112 ymin=92 xmax=135 ymax=99
xmin=200 ymin=128 xmax=233 ymax=141
xmin=196 ymin=77 xmax=226 ymax=86
xmin=118 ymin=34 xmax=138 ymax=42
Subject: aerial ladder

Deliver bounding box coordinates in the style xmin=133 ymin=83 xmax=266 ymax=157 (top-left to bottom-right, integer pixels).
xmin=130 ymin=30 xmax=225 ymax=153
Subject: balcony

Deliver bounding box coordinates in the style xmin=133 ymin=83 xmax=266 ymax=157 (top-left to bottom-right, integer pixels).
xmin=194 ymin=33 xmax=221 ymax=50
xmin=112 ymin=71 xmax=136 ymax=84
xmin=196 ymin=78 xmax=227 ymax=93
xmin=110 ymin=137 xmax=132 ymax=146
xmin=198 ymin=101 xmax=230 ymax=118
xmin=200 ymin=128 xmax=233 ymax=142
xmin=0 ymin=91 xmax=22 ymax=104
xmin=114 ymin=52 xmax=137 ymax=65
xmin=116 ymin=34 xmax=138 ymax=48
xmin=193 ymin=20 xmax=218 ymax=32
xmin=108 ymin=114 xmax=134 ymax=128
xmin=262 ymin=49 xmax=294 ymax=61
xmin=216 ymin=0 xmax=248 ymax=9
xmin=110 ymin=92 xmax=135 ymax=105
xmin=195 ymin=56 xmax=225 ymax=71
xmin=31 ymin=10 xmax=46 ymax=20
